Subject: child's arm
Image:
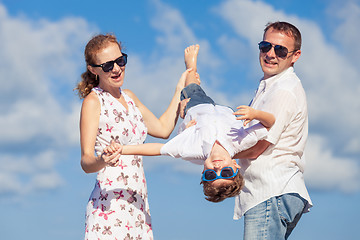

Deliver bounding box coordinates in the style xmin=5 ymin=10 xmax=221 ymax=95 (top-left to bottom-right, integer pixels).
xmin=121 ymin=143 xmax=164 ymax=156
xmin=234 ymin=105 xmax=275 ymax=129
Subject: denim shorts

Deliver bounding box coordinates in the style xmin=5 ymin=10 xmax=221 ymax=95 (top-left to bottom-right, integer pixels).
xmin=180 ymin=83 xmax=215 ymax=114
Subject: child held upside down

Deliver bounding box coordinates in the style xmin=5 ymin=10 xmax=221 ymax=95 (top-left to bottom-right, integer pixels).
xmin=103 ymin=45 xmax=275 ymax=202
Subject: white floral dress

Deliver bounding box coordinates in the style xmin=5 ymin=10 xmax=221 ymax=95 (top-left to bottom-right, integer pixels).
xmin=85 ymin=87 xmax=153 ymax=240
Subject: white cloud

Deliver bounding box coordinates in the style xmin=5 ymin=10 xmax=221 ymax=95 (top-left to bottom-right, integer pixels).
xmin=305 ymin=134 xmax=360 ymax=192
xmin=0 ymin=150 xmax=64 ymax=194
xmin=0 ymin=3 xmax=94 ymax=195
xmin=0 ymin=4 xmax=91 ymax=146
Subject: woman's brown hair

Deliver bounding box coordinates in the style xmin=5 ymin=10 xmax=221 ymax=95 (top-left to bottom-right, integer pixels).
xmin=75 ymin=34 xmax=122 ymax=99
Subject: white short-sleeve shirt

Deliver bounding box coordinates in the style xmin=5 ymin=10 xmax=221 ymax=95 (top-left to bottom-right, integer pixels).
xmin=160 ymin=104 xmax=268 ymax=164
xmin=233 ymin=67 xmax=313 ymax=219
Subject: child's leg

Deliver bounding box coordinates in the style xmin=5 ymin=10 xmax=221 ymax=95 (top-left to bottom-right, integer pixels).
xmin=184 ymin=44 xmax=200 ymax=87
xmin=181 ymin=45 xmax=215 ymax=114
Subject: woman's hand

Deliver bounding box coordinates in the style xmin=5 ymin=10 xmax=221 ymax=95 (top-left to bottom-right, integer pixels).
xmin=100 ymin=142 xmax=123 ymax=167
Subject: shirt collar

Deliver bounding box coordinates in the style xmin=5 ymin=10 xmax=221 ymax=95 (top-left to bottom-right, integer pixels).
xmin=259 ymin=67 xmax=294 ymax=92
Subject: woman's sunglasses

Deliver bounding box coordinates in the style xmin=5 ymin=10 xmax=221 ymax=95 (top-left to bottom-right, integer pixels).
xmin=90 ymin=53 xmax=128 ymax=72
xmin=258 ymin=41 xmax=296 ymax=58
xmin=202 ymin=167 xmax=239 ymax=182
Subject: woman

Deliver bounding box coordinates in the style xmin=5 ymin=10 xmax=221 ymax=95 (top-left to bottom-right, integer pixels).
xmin=76 ymin=34 xmax=184 ymax=239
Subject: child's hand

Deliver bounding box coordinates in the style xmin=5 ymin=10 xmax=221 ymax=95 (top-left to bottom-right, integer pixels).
xmin=101 ymin=141 xmax=123 ymax=167
xmin=233 ymin=105 xmax=257 ymax=126
xmin=185 ymin=119 xmax=197 ymax=129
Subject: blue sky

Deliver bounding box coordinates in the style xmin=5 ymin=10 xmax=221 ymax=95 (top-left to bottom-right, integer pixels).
xmin=0 ymin=0 xmax=359 ymax=239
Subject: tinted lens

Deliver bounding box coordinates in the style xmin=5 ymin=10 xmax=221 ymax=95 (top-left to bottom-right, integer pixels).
xmin=102 ymin=62 xmax=115 ymax=72
xmin=258 ymin=41 xmax=272 ymax=53
xmin=204 ymin=170 xmax=217 ymax=181
xmin=101 ymin=55 xmax=127 ymax=72
xmin=115 ymin=54 xmax=127 ymax=67
xmin=259 ymin=41 xmax=289 ymax=58
xmin=220 ymin=168 xmax=234 ymax=178
xmin=274 ymin=45 xmax=288 ymax=58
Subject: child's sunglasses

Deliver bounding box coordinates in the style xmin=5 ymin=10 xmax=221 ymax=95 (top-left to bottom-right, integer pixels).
xmin=258 ymin=41 xmax=296 ymax=58
xmin=202 ymin=167 xmax=239 ymax=182
xmin=90 ymin=53 xmax=128 ymax=72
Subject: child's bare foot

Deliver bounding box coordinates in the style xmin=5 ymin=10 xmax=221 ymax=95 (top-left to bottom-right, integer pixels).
xmin=184 ymin=44 xmax=199 ymax=72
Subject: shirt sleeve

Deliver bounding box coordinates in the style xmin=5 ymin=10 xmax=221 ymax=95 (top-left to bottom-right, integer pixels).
xmin=261 ymin=88 xmax=297 ymax=145
xmin=160 ymin=126 xmax=207 ymax=165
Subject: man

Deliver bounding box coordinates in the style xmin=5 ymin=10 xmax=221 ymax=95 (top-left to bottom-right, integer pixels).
xmin=233 ymin=21 xmax=312 ymax=239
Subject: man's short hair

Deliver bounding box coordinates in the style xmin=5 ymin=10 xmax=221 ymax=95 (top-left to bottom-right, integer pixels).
xmin=264 ymin=21 xmax=302 ymax=51
xmin=201 ymin=172 xmax=244 ymax=203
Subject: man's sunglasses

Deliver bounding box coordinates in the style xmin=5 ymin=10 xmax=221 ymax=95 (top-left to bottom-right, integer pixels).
xmin=202 ymin=167 xmax=239 ymax=182
xmin=258 ymin=41 xmax=297 ymax=58
xmin=90 ymin=53 xmax=128 ymax=72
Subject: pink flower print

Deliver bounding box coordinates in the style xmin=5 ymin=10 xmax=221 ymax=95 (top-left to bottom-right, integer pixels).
xmin=136 ymin=235 xmax=143 ymax=240
xmin=101 ymin=204 xmax=107 ymax=212
xmin=130 ymin=121 xmax=137 ymax=134
xmin=141 ymin=130 xmax=146 ymax=136
xmin=125 ymin=221 xmax=133 ymax=231
xmin=122 ymin=128 xmax=129 ymax=136
xmin=124 ymin=233 xmax=133 ymax=240
xmin=132 ymin=156 xmax=141 ymax=167
xmin=99 ymin=210 xmax=115 ymax=220
xmin=133 ymin=173 xmax=139 ymax=182
xmin=104 ymin=109 xmax=109 ymax=117
xmin=135 ymin=214 xmax=144 ymax=229
xmin=91 ymin=207 xmax=98 ymax=216
xmin=129 ymin=207 xmax=134 ymax=216
xmin=113 ymin=109 xmax=124 ymax=123
xmin=102 ymin=226 xmax=112 ymax=235
xmin=114 ymin=218 xmax=122 ymax=227
xmin=106 ymin=123 xmax=113 ymax=133
xmin=111 ymin=135 xmax=120 ymax=143
xmin=120 ymin=204 xmax=126 ymax=210
xmin=117 ymin=172 xmax=129 ymax=185
xmin=142 ymin=177 xmax=146 ymax=187
xmin=140 ymin=204 xmax=144 ymax=212
xmin=97 ymin=128 xmax=102 ymax=136
xmin=146 ymin=223 xmax=152 ymax=233
xmin=114 ymin=190 xmax=124 ymax=201
xmin=118 ymin=160 xmax=128 ymax=170
xmin=92 ymin=223 xmax=101 ymax=232
xmin=99 ymin=192 xmax=108 ymax=201
xmin=105 ymin=178 xmax=113 ymax=186
xmin=127 ymin=189 xmax=137 ymax=203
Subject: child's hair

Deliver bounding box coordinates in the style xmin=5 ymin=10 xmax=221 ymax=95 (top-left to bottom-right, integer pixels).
xmin=201 ymin=172 xmax=244 ymax=203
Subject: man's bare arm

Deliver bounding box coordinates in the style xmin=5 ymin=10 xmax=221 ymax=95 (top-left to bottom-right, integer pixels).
xmin=233 ymin=140 xmax=271 ymax=160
